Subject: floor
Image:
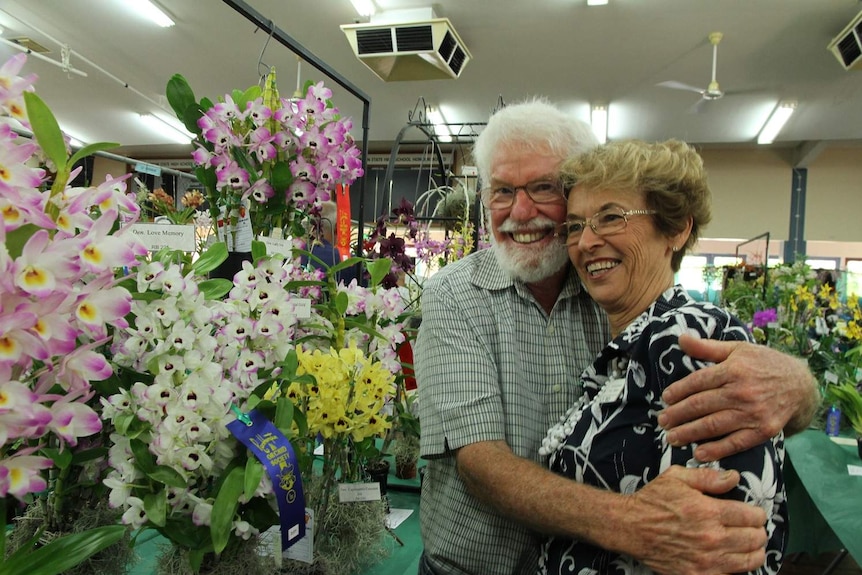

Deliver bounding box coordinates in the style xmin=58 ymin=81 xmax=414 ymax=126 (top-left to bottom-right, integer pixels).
xmin=781 ymin=551 xmax=861 ymax=574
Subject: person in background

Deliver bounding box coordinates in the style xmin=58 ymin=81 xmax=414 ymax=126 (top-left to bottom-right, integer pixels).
xmin=303 ymin=200 xmax=357 ymax=285
xmin=415 ymin=99 xmax=817 ymax=575
xmin=539 ymin=138 xmax=785 ymax=574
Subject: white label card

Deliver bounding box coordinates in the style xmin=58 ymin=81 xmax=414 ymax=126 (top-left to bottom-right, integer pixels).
xmin=338 ymin=482 xmax=381 ymax=503
xmin=824 ymin=371 xmax=839 ymax=384
xmin=848 ymin=465 xmax=862 ymax=477
xmin=130 ymin=223 xmax=196 ymax=252
xmin=293 ymin=299 xmax=312 ymax=319
xmin=282 ymin=508 xmax=314 ymax=564
xmin=257 ymin=235 xmax=293 ymax=258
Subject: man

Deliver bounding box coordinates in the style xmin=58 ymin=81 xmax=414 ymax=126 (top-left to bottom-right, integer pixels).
xmin=303 ymin=201 xmax=357 ymax=285
xmin=415 ymin=99 xmax=817 ymax=575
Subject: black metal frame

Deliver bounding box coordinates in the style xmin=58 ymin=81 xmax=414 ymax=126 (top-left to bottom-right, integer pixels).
xmin=222 ymin=0 xmax=372 ymax=257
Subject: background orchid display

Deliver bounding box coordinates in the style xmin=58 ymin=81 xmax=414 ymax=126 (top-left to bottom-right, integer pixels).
xmin=0 ymin=53 xmax=135 ymax=574
xmin=722 ymin=260 xmax=862 ymax=425
xmin=166 ymin=69 xmax=363 ymax=249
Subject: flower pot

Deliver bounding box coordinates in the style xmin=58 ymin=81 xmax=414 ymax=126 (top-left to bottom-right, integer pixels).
xmin=365 ymin=459 xmax=390 ymax=497
xmin=395 ymin=460 xmax=417 ymax=480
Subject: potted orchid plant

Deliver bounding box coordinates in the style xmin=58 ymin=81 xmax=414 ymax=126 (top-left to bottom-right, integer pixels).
xmin=165 ymin=69 xmax=363 ymax=253
xmin=0 ymin=54 xmax=138 ymax=575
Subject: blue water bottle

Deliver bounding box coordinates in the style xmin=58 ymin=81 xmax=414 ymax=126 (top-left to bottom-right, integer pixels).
xmin=825 ymin=405 xmax=842 ymax=437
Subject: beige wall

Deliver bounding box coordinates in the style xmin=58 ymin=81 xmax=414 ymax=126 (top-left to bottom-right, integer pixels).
xmin=806 ymin=147 xmax=862 ymax=242
xmin=92 ymin=156 xmax=128 ymax=187
xmin=698 ymin=148 xmax=793 ymax=241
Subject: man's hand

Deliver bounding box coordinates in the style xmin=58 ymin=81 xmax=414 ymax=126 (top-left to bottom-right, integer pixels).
xmin=617 ymin=466 xmax=768 ymax=575
xmin=658 ymin=333 xmax=819 ymax=461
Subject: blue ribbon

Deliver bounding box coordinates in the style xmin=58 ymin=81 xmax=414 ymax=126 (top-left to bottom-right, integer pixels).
xmin=227 ymin=408 xmax=306 ymax=551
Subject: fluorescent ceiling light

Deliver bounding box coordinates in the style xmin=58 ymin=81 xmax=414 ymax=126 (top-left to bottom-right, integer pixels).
xmin=591 ymin=104 xmax=608 ymax=144
xmin=349 ymin=0 xmax=377 ymax=17
xmin=587 ymin=0 xmax=609 ymax=5
xmin=139 ymin=113 xmax=193 ymax=144
xmin=128 ymin=0 xmax=175 ymax=27
xmin=756 ymin=100 xmax=796 ymax=145
xmin=427 ymin=107 xmax=452 ymax=143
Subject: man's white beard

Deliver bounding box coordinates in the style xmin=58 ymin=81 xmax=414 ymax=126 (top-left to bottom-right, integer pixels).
xmin=491 ymin=220 xmax=570 ymax=284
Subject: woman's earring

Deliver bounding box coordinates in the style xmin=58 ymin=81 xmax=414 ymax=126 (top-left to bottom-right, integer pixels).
xmin=672 ymin=245 xmax=679 ymax=252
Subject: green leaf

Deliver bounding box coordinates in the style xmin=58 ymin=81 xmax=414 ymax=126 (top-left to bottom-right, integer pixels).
xmin=275 ymin=397 xmax=295 ymax=431
xmin=70 ymin=447 xmax=109 ymax=466
xmin=199 ymin=278 xmax=233 ymax=300
xmin=113 ymin=413 xmax=135 ymax=436
xmin=166 ymin=74 xmax=197 ymax=120
xmin=24 ymin=91 xmax=67 ymax=172
xmin=0 ymin=525 xmax=126 ymax=575
xmin=211 ymin=466 xmax=245 ymax=553
xmin=68 ymin=141 xmax=119 ymax=167
xmin=147 ymin=465 xmax=189 ymax=489
xmin=367 ymin=258 xmax=392 ymax=287
xmin=4 ymin=223 xmax=40 ymax=259
xmin=192 ymin=242 xmax=228 ymax=274
xmin=270 ymin=160 xmax=294 ymax=193
xmin=130 ymin=438 xmax=156 ymax=473
xmin=41 ymin=447 xmax=73 ymax=470
xmin=243 ymin=458 xmax=265 ymax=501
xmin=282 ymin=349 xmax=299 ymax=380
xmin=329 ymin=256 xmax=365 ymax=274
xmin=251 ymin=239 xmax=267 ymax=262
xmin=334 ymin=290 xmax=349 ymax=316
xmin=144 ymin=490 xmax=167 ymax=527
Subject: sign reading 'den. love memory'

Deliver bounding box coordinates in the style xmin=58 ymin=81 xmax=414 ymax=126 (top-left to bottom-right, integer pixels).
xmin=130 ymin=223 xmax=197 ymax=252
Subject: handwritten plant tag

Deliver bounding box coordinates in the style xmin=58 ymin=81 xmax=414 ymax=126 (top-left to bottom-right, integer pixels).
xmin=130 ymin=223 xmax=196 ymax=252
xmin=338 ymin=482 xmax=381 ymax=503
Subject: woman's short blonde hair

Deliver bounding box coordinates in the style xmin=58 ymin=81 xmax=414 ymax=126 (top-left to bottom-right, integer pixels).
xmin=560 ymin=139 xmax=712 ymax=272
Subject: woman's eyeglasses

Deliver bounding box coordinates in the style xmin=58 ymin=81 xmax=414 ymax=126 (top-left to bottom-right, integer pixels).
xmin=556 ymin=207 xmax=656 ymax=245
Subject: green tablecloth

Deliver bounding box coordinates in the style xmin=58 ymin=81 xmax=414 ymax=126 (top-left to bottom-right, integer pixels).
xmin=785 ymin=429 xmax=862 ymax=563
xmin=129 ymin=473 xmax=423 ymax=575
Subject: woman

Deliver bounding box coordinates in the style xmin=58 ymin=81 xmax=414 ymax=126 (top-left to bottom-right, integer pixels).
xmin=539 ymin=139 xmax=786 ymax=575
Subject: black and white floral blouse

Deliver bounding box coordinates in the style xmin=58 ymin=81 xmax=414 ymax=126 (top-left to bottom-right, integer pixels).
xmin=539 ymin=286 xmax=786 ymax=575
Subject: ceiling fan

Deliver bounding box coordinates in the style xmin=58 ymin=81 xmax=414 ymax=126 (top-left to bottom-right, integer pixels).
xmin=657 ymin=32 xmax=727 ymax=109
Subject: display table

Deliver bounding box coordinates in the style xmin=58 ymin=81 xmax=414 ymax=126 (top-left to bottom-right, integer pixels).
xmin=129 ymin=468 xmax=423 ymax=575
xmin=785 ymin=429 xmax=862 ymax=566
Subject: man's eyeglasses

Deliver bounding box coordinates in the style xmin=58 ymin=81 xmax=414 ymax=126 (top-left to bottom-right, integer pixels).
xmin=483 ymin=180 xmax=564 ymax=210
xmin=557 ymin=207 xmax=657 ymax=245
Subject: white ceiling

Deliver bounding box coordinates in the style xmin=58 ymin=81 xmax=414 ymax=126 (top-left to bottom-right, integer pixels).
xmin=1 ymin=0 xmax=862 ymax=162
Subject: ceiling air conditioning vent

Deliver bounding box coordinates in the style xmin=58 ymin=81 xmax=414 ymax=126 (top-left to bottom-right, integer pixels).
xmin=342 ymin=16 xmax=471 ymax=81
xmin=356 ymin=28 xmax=393 ymax=54
xmin=395 ymin=25 xmax=434 ymax=52
xmin=828 ymin=9 xmax=862 ymax=70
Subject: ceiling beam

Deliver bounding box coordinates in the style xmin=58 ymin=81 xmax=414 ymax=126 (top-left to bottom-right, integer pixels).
xmin=793 ymin=141 xmax=828 ymax=168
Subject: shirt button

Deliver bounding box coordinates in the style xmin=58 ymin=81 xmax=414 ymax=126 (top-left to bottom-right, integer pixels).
xmin=547 ymin=324 xmax=555 ymax=335
xmin=552 ymin=384 xmax=561 ymax=392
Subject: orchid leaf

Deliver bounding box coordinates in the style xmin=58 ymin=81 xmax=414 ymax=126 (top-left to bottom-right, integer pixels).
xmin=275 ymin=397 xmax=295 ymax=431
xmin=198 ymin=278 xmax=233 ymax=300
xmin=329 ymin=256 xmax=365 ymax=273
xmin=192 ymin=242 xmax=228 ymax=274
xmin=0 ymin=525 xmax=125 ymax=575
xmin=24 ymin=91 xmax=67 ymax=172
xmin=4 ymin=223 xmax=39 ymax=259
xmin=243 ymin=457 xmax=265 ymax=501
xmin=130 ymin=437 xmax=156 ymax=473
xmin=144 ymin=489 xmax=167 ymax=527
xmin=251 ymin=238 xmax=267 ymax=262
xmin=166 ymin=74 xmax=196 ymax=120
xmin=335 ymin=290 xmax=349 ymax=316
xmin=147 ymin=465 xmax=188 ymax=489
xmin=68 ymin=141 xmax=118 ymax=167
xmin=70 ymin=447 xmax=109 ymax=466
xmin=41 ymin=447 xmax=73 ymax=470
xmin=367 ymin=258 xmax=392 ymax=287
xmin=270 ymin=160 xmax=293 ymax=193
xmin=211 ymin=466 xmax=245 ymax=554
